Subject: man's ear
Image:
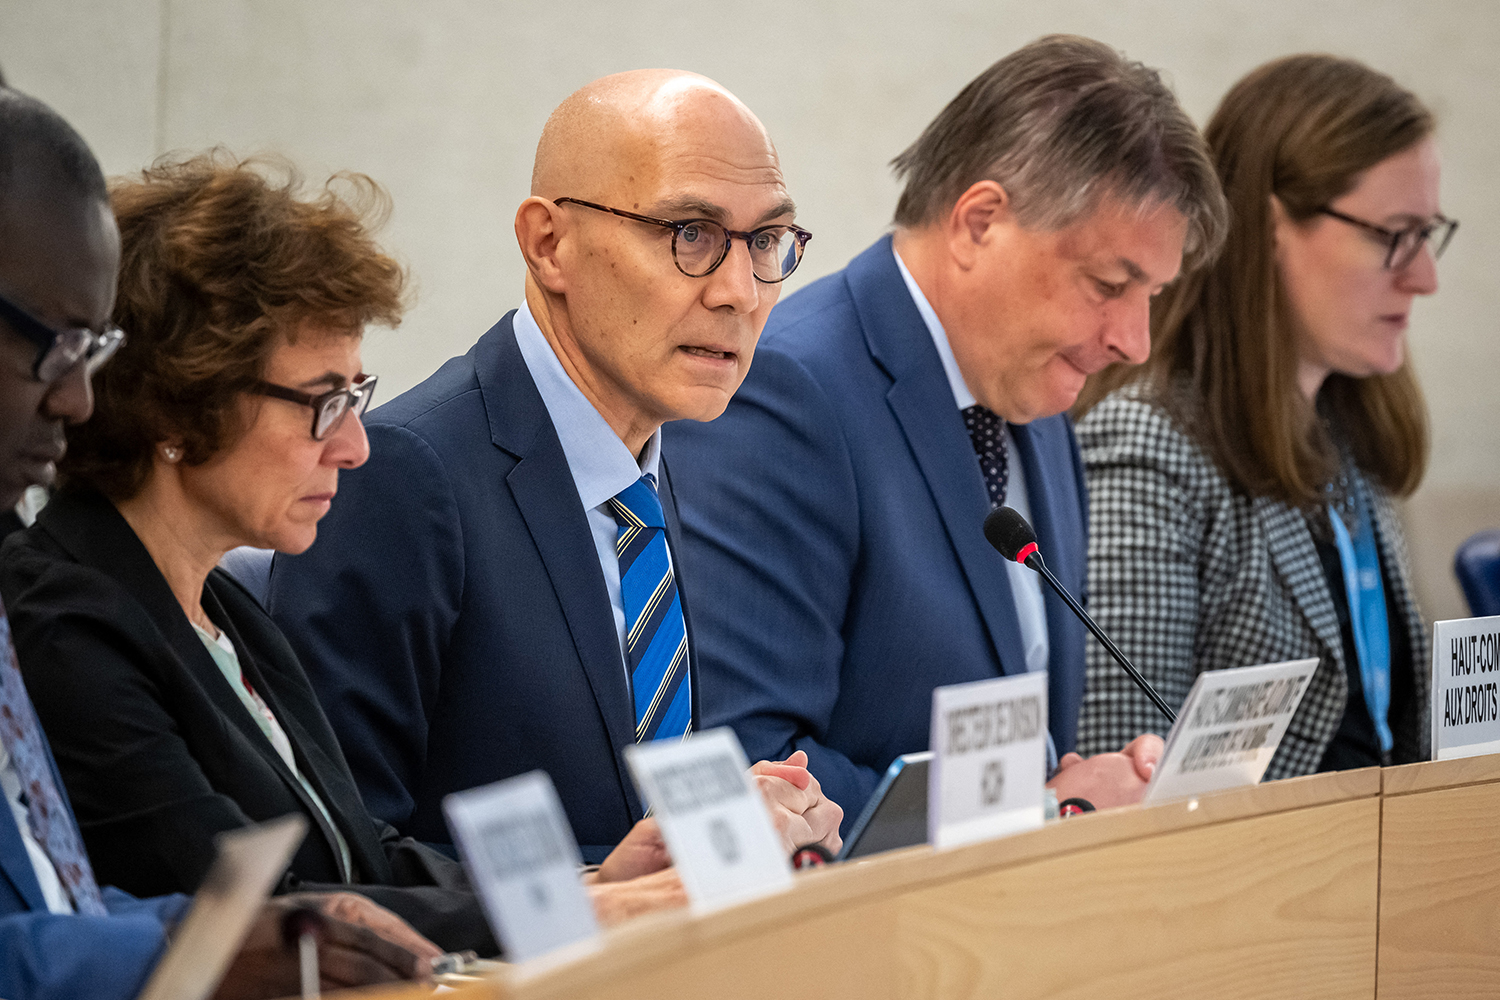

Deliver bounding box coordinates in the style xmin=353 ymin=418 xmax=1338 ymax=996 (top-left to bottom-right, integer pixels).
xmin=944 ymin=180 xmax=1011 ymax=270
xmin=515 ymin=197 xmax=567 ymax=293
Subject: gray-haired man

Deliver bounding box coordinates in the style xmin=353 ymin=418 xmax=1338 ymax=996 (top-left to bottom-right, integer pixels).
xmin=664 ymin=35 xmax=1229 ymax=829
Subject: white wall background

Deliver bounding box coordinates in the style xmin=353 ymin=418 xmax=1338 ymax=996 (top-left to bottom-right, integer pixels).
xmin=3 ymin=0 xmax=1496 ymax=616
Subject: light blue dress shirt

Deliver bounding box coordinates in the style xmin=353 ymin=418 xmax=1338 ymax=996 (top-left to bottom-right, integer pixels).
xmin=513 ymin=300 xmax=665 ymax=677
xmin=892 ymin=246 xmax=1050 ymax=678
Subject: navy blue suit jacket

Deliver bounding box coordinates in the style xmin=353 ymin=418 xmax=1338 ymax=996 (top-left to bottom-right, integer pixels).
xmin=0 ymin=615 xmax=187 ymax=1000
xmin=268 ymin=312 xmax=699 ymax=861
xmin=0 ymin=838 xmax=184 ymax=1000
xmin=664 ymin=237 xmax=1089 ymax=829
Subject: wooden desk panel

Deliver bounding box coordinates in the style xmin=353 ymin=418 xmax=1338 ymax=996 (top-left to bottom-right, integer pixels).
xmin=1378 ymin=759 xmax=1500 ymax=999
xmin=326 ymin=771 xmax=1383 ymax=1000
xmin=898 ymin=797 xmax=1379 ymax=1000
xmin=327 ymin=983 xmax=498 ymax=999
xmin=516 ymin=897 xmax=899 ymax=1000
xmin=1380 ymin=752 xmax=1500 ymax=796
xmin=483 ymin=771 xmax=1379 ymax=1000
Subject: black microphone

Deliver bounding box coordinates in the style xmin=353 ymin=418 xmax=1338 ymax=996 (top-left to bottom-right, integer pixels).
xmin=983 ymin=506 xmax=1177 ymax=725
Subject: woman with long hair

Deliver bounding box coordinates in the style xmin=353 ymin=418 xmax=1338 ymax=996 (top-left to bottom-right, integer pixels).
xmin=1075 ymin=55 xmax=1454 ymax=776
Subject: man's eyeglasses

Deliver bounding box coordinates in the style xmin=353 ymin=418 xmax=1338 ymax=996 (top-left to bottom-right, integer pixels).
xmin=1315 ymin=206 xmax=1458 ymax=271
xmin=0 ymin=288 xmax=125 ymax=383
xmin=553 ymin=197 xmax=812 ymax=284
xmin=252 ymin=373 xmax=378 ymax=441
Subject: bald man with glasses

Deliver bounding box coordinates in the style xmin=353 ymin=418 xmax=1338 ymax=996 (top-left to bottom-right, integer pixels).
xmin=268 ymin=71 xmax=841 ymax=883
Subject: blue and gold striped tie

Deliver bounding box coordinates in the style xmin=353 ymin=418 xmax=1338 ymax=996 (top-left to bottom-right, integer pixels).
xmin=607 ymin=474 xmax=692 ymax=742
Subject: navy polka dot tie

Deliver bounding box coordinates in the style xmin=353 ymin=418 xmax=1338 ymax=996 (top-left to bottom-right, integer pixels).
xmin=962 ymin=404 xmax=1009 ymax=509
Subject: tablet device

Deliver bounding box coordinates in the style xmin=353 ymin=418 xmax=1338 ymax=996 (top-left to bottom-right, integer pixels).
xmin=137 ymin=815 xmax=307 ymax=1000
xmin=836 ymin=751 xmax=932 ymax=861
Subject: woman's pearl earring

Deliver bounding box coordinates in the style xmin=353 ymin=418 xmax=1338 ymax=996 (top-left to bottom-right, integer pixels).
xmin=161 ymin=445 xmax=181 ymax=463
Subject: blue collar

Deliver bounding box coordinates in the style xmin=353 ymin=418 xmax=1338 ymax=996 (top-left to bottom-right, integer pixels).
xmin=512 ymin=300 xmax=661 ymax=511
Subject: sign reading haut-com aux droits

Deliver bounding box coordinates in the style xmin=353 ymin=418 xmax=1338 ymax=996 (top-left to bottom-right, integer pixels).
xmin=1431 ymin=615 xmax=1500 ymax=760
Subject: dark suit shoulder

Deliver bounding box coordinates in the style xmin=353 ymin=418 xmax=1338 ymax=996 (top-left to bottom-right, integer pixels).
xmin=1077 ymin=387 xmax=1233 ymax=507
xmin=366 ymin=310 xmax=525 ymax=433
xmin=763 ymin=265 xmax=857 ymax=330
xmin=367 ymin=353 xmax=482 ymax=430
xmin=363 ymin=313 xmax=544 ymax=479
xmin=0 ymin=526 xmax=156 ymax=653
xmin=757 ymin=268 xmax=865 ymax=362
xmin=1 ymin=519 xmax=67 ymax=588
xmin=756 ymin=237 xmax=923 ymax=393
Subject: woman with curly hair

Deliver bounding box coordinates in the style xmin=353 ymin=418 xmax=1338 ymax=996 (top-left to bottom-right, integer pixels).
xmin=0 ymin=152 xmax=497 ymax=954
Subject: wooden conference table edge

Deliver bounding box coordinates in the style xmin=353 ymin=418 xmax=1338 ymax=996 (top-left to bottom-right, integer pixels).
xmin=1379 ymin=751 xmax=1500 ymax=796
xmin=335 ymin=760 xmax=1500 ymax=1000
xmin=323 ymin=985 xmax=488 ymax=1000
xmin=320 ymin=769 xmax=1378 ymax=1000
xmin=471 ymin=767 xmax=1381 ymax=997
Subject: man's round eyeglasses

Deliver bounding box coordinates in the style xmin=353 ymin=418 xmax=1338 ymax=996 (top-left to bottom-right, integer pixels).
xmin=553 ymin=197 xmax=812 ymax=284
xmin=252 ymin=373 xmax=379 ymax=441
xmin=1315 ymin=206 xmax=1458 ymax=271
xmin=0 ymin=288 xmax=125 ymax=383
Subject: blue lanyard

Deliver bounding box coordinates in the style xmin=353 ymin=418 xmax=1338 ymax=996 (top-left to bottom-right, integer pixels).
xmin=1327 ymin=485 xmax=1393 ymax=753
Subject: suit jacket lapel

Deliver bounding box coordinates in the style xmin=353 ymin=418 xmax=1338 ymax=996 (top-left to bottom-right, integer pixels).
xmin=657 ymin=460 xmax=701 ymax=729
xmin=43 ymin=493 xmax=297 ymax=757
xmin=1367 ymin=486 xmax=1425 ymax=670
xmin=0 ymin=610 xmax=49 ymax=911
xmin=1009 ymin=420 xmax=1085 ymax=589
xmin=203 ymin=582 xmax=374 ymax=878
xmin=476 ymin=315 xmax=642 ymax=817
xmin=145 ymin=577 xmax=312 ymax=810
xmin=1009 ymin=420 xmax=1088 ymax=749
xmin=1366 ymin=482 xmax=1430 ymax=757
xmin=1259 ymin=498 xmax=1344 ymax=664
xmin=845 ymin=237 xmax=1029 ymax=676
xmin=0 ymin=780 xmax=47 ymax=912
xmin=39 ymin=492 xmax=359 ymax=874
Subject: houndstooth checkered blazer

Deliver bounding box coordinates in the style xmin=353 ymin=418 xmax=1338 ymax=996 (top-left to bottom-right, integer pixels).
xmin=1074 ymin=387 xmax=1430 ymax=778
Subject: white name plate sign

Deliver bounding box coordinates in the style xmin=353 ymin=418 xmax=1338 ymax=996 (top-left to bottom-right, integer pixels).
xmin=443 ymin=771 xmax=599 ymax=963
xmin=1144 ymin=658 xmax=1317 ymax=804
xmin=625 ymin=727 xmax=792 ymax=912
xmin=928 ymin=671 xmax=1048 ymax=850
xmin=1431 ymin=615 xmax=1500 ymax=760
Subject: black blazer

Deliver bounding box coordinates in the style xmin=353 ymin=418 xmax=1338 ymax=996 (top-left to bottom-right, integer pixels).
xmin=0 ymin=489 xmax=495 ymax=954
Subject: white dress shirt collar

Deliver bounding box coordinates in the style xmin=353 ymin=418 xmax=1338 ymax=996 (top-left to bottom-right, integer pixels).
xmin=512 ymin=299 xmax=662 ymax=508
xmin=892 ymin=244 xmax=977 ymax=410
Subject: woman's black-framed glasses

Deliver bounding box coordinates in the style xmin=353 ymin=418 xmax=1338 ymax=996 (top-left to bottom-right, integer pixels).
xmin=252 ymin=373 xmax=379 ymax=441
xmin=1316 ymin=206 xmax=1458 ymax=271
xmin=0 ymin=288 xmax=125 ymax=383
xmin=553 ymin=197 xmax=812 ymax=283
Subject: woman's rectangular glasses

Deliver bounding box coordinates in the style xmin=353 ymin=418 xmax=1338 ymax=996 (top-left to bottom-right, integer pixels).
xmin=253 ymin=373 xmax=379 ymax=440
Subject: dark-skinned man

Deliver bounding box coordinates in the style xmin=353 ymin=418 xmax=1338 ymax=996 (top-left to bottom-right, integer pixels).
xmin=0 ymin=86 xmax=428 ymax=1000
